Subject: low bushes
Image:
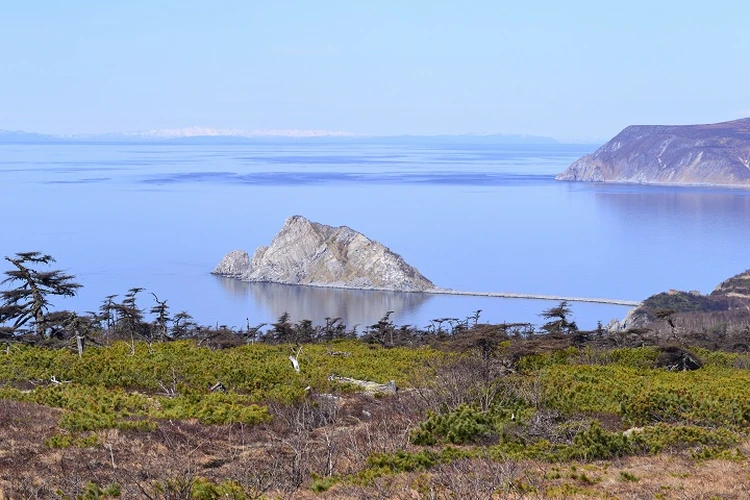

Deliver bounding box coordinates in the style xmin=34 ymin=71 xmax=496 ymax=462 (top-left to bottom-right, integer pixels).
xmin=3 ymin=338 xmax=750 ymax=496
xmin=411 ymin=404 xmax=497 ymax=445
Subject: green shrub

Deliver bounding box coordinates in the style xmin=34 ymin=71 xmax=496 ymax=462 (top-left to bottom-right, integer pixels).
xmin=157 ymin=393 xmax=271 ymax=425
xmin=45 ymin=433 xmax=74 ymax=448
xmin=487 ymin=422 xmax=741 ymax=463
xmin=539 ymin=363 xmax=750 ymax=428
xmin=60 ymin=409 xmax=117 ymax=432
xmin=608 ymin=347 xmax=660 ymax=368
xmin=628 ymin=424 xmax=740 ymax=454
xmin=74 ymin=482 xmax=121 ymax=499
xmin=411 ymin=405 xmax=496 ymax=445
xmin=516 ymin=347 xmax=579 ymax=372
xmin=2 ymin=339 xmax=436 ymax=430
xmin=0 ymin=340 xmax=437 ymax=402
xmin=310 ymin=476 xmax=339 ymax=492
xmin=368 ymin=449 xmax=439 ymax=472
xmin=190 ymin=478 xmax=247 ymax=500
xmin=619 ymin=471 xmax=639 ymax=482
xmin=367 ymin=447 xmax=472 ymax=474
xmin=148 ymin=477 xmax=246 ymax=499
xmin=641 ymin=291 xmax=723 ymax=315
xmin=565 ymin=422 xmax=631 ymax=460
xmin=690 ymin=447 xmax=746 ymax=461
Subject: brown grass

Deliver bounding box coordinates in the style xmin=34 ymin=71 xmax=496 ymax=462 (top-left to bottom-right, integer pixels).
xmin=1 ymin=397 xmax=750 ymax=499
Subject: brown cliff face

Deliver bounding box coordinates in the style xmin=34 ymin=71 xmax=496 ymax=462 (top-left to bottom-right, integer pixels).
xmin=556 ymin=118 xmax=750 ymax=187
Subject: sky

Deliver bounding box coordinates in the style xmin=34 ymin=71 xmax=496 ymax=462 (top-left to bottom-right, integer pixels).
xmin=1 ymin=1 xmax=749 ymax=141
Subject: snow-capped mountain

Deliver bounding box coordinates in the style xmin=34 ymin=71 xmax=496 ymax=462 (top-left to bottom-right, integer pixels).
xmin=107 ymin=127 xmax=359 ymax=139
xmin=0 ymin=127 xmax=559 ymax=144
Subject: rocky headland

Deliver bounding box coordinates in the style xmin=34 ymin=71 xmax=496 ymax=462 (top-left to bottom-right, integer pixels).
xmin=212 ymin=215 xmax=435 ymax=292
xmin=556 ymin=118 xmax=750 ymax=187
xmin=612 ymin=268 xmax=750 ymax=333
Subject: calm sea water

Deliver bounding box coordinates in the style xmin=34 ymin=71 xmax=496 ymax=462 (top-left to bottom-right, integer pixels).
xmin=2 ymin=141 xmax=749 ymax=330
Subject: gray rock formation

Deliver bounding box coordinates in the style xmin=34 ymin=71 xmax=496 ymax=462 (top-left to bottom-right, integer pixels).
xmin=556 ymin=118 xmax=750 ymax=187
xmin=212 ymin=250 xmax=250 ymax=277
xmin=212 ymin=215 xmax=435 ymax=292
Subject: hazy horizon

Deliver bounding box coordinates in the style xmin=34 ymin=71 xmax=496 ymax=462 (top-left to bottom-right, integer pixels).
xmin=2 ymin=2 xmax=748 ymax=142
xmin=0 ymin=125 xmax=572 ymax=142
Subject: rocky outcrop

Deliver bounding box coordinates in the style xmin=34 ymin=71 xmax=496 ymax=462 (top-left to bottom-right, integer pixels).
xmin=212 ymin=250 xmax=250 ymax=277
xmin=212 ymin=215 xmax=435 ymax=292
xmin=556 ymin=118 xmax=750 ymax=187
xmin=614 ymin=269 xmax=750 ymax=331
xmin=711 ymin=269 xmax=750 ymax=300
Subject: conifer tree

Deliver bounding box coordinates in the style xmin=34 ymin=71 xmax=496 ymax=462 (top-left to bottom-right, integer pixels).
xmin=540 ymin=300 xmax=578 ymax=336
xmin=0 ymin=252 xmax=82 ymax=337
xmin=150 ymin=293 xmax=171 ymax=341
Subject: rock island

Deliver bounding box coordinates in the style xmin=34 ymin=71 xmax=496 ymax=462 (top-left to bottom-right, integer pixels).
xmin=212 ymin=215 xmax=435 ymax=292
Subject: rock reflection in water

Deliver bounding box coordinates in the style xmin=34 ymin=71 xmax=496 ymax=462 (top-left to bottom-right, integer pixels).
xmin=214 ymin=277 xmax=431 ymax=328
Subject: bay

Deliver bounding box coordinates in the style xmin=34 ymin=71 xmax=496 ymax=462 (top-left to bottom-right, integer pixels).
xmin=1 ymin=141 xmax=749 ymax=330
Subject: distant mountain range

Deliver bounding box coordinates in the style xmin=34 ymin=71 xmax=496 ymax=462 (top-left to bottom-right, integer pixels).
xmin=0 ymin=127 xmax=559 ymax=145
xmin=0 ymin=130 xmax=69 ymax=144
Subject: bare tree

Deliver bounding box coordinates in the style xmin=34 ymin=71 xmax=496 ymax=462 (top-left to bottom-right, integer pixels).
xmin=430 ymin=457 xmax=522 ymax=500
xmin=150 ymin=293 xmax=171 ymax=341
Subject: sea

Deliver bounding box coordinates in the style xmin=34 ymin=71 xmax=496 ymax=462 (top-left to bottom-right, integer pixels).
xmin=2 ymin=140 xmax=750 ymax=331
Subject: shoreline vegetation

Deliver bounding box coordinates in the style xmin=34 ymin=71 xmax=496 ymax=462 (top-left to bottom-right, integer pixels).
xmin=2 ymin=253 xmax=750 ymax=499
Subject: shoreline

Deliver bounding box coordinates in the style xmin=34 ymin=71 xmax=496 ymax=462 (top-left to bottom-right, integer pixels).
xmin=213 ymin=275 xmax=642 ymax=307
xmin=554 ymin=178 xmax=750 ymax=190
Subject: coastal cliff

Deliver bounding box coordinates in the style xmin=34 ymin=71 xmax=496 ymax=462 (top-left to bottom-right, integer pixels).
xmin=556 ymin=118 xmax=750 ymax=187
xmin=615 ymin=268 xmax=750 ymax=331
xmin=212 ymin=215 xmax=435 ymax=292
xmin=711 ymin=269 xmax=750 ymax=301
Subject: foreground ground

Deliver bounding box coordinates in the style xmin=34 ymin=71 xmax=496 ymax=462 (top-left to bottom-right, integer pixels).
xmin=2 ymin=337 xmax=750 ymax=499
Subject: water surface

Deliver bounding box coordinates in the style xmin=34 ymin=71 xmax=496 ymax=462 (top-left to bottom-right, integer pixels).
xmin=2 ymin=142 xmax=748 ymax=330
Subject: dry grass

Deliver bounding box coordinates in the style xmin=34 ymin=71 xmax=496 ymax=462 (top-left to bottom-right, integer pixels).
xmin=2 ymin=396 xmax=750 ymax=499
xmin=313 ymin=454 xmax=750 ymax=499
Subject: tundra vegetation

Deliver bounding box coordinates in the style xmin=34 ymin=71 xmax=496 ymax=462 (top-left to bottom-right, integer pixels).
xmin=1 ymin=253 xmax=750 ymax=499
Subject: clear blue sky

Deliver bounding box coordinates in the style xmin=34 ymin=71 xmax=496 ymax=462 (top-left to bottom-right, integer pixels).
xmin=1 ymin=1 xmax=748 ymax=141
